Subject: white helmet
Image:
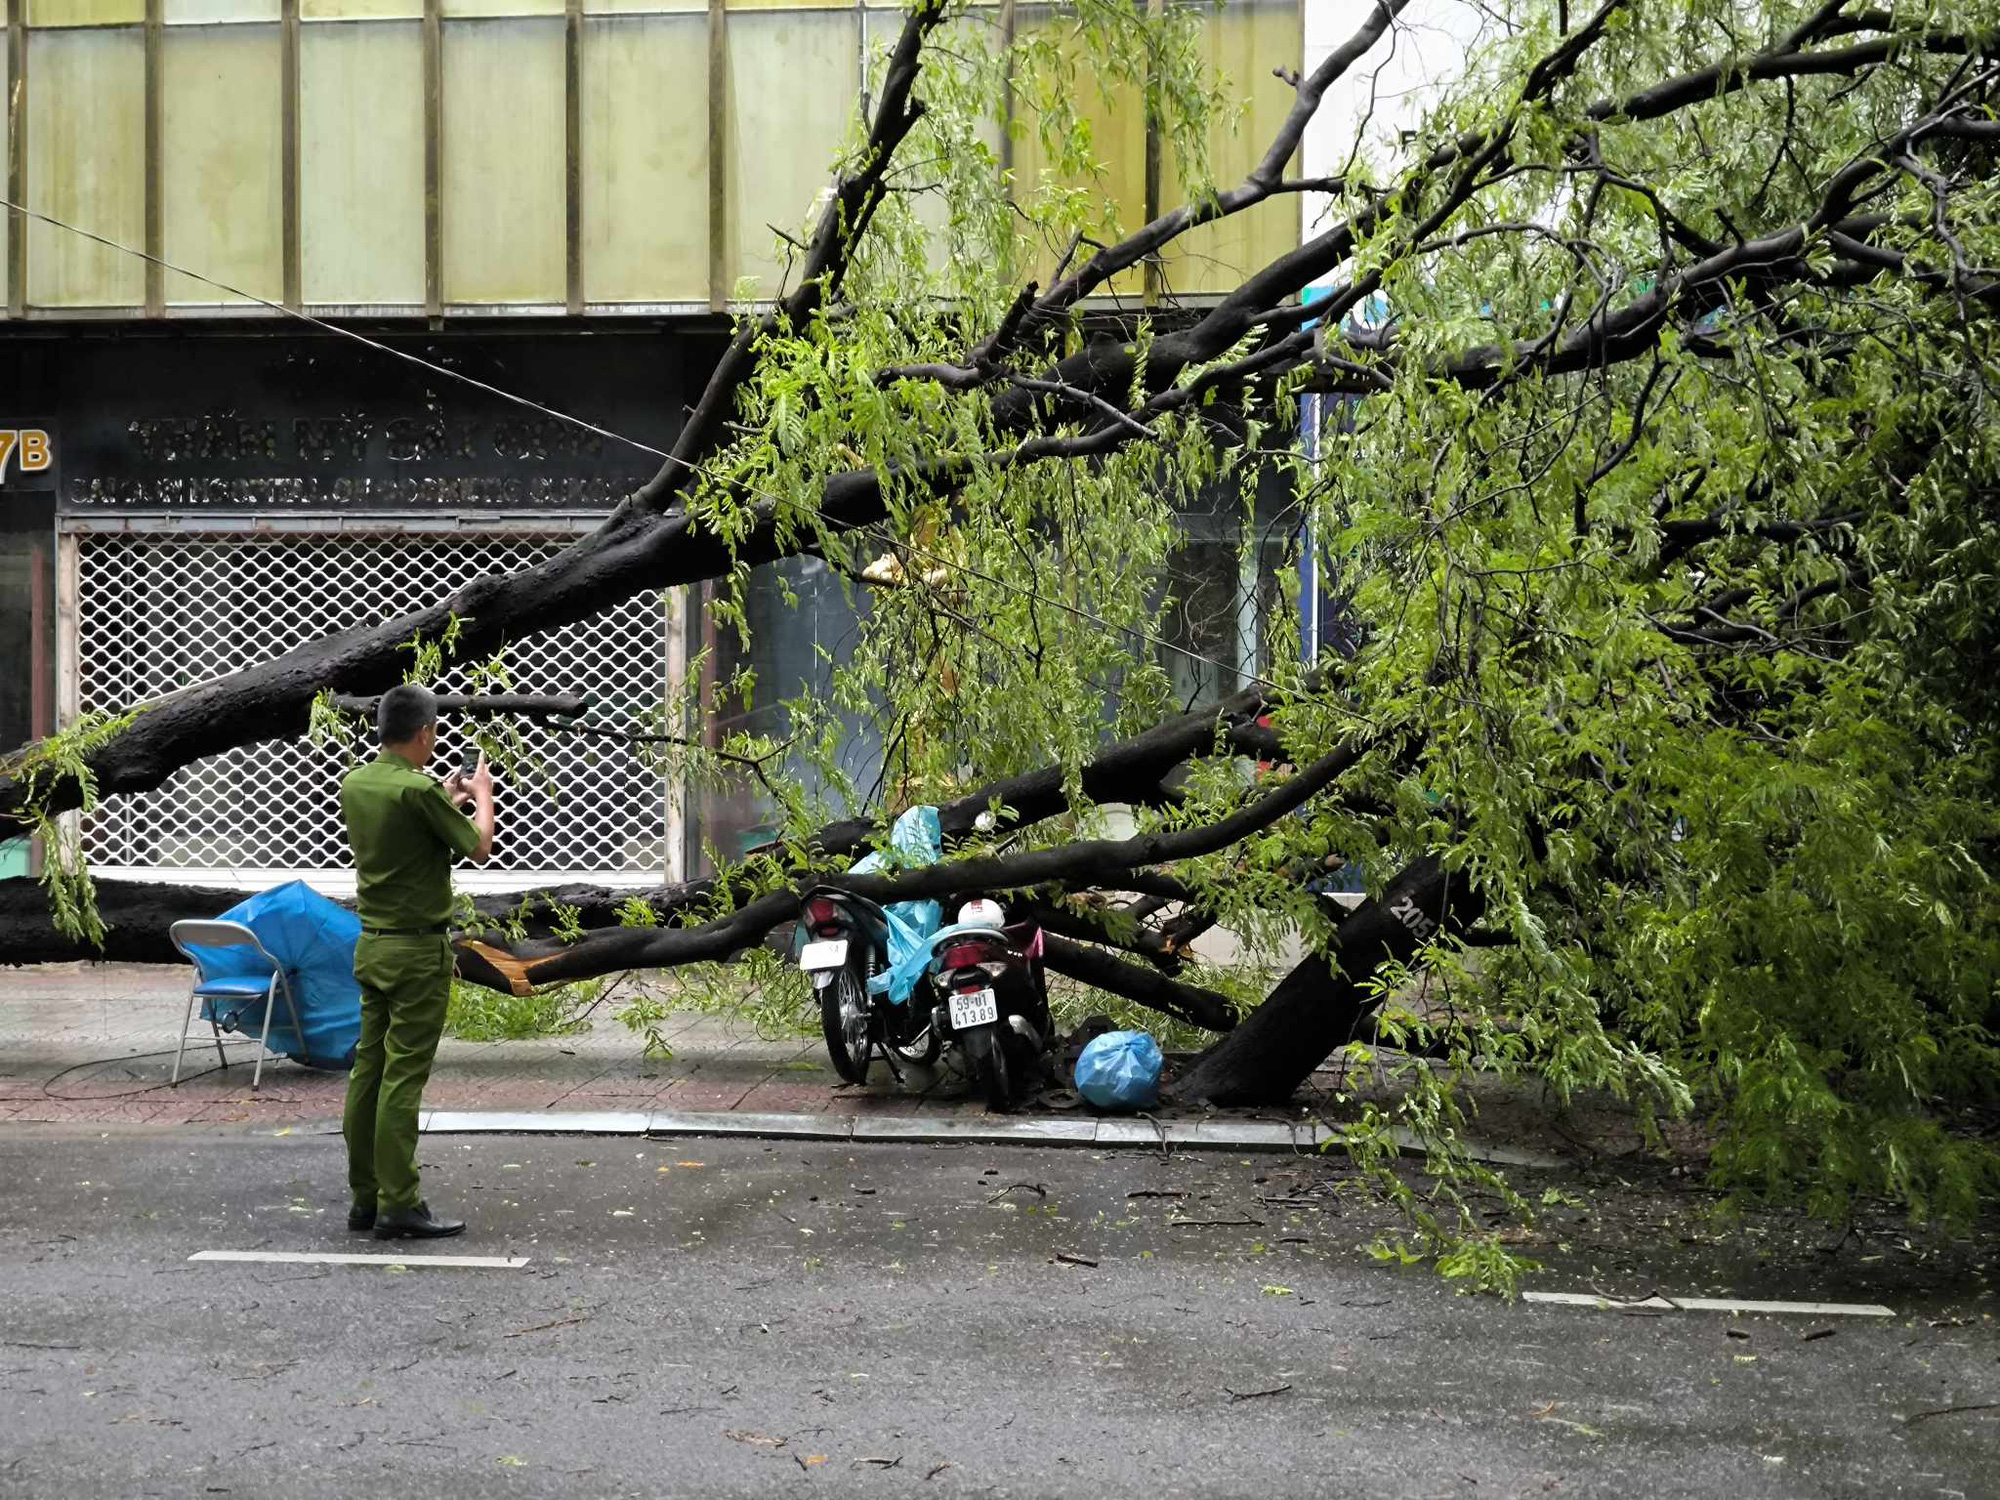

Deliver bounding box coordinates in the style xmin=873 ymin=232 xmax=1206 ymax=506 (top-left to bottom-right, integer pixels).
xmin=957 ymin=898 xmax=1005 ymax=929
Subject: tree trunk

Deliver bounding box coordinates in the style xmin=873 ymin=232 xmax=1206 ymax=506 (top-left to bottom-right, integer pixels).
xmin=1172 ymin=856 xmax=1482 ymax=1105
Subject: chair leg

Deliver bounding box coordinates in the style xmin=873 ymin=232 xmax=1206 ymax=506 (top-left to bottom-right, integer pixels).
xmin=277 ymin=975 xmax=305 ymax=1066
xmin=171 ymin=983 xmax=201 ymax=1087
xmin=251 ymin=976 xmax=277 ymax=1091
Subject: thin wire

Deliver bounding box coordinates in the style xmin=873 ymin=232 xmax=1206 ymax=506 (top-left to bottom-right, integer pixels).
xmin=9 ymin=195 xmax=1297 ymax=698
xmin=0 ymin=195 xmax=670 ymax=462
xmin=40 ymin=1047 xmax=233 ymax=1100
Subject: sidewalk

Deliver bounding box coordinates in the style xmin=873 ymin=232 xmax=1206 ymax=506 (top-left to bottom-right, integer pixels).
xmin=1 ymin=962 xmax=1392 ymax=1153
xmin=0 ymin=961 xmax=959 ymax=1129
xmin=2 ymin=961 xmax=1651 ymax=1168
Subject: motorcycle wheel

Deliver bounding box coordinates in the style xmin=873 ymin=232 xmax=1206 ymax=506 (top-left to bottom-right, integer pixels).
xmin=818 ymin=961 xmax=872 ymax=1084
xmin=1002 ymin=1023 xmax=1044 ymax=1096
xmin=889 ymin=1016 xmax=941 ymax=1067
xmin=962 ymin=1024 xmax=1011 ymax=1112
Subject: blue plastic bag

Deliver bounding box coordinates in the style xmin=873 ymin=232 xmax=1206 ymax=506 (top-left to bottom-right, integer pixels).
xmin=1075 ymin=1030 xmax=1163 ymax=1110
xmin=847 ymin=805 xmax=943 ymax=1007
xmin=183 ymin=880 xmax=363 ymax=1070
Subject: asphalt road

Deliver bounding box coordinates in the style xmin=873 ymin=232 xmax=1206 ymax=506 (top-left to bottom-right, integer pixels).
xmin=0 ymin=1126 xmax=1992 ymax=1499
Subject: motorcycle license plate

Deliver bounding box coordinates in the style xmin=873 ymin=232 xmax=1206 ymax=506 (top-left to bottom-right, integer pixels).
xmin=799 ymin=938 xmax=849 ymax=973
xmin=948 ymin=988 xmax=999 ymax=1030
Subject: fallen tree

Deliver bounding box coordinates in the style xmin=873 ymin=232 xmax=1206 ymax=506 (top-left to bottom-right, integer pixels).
xmin=4 ymin=0 xmax=1998 ymax=1238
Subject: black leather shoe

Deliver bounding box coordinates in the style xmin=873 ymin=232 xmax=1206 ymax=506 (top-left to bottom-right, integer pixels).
xmin=373 ymin=1201 xmax=466 ymax=1240
xmin=347 ymin=1203 xmax=376 ymax=1232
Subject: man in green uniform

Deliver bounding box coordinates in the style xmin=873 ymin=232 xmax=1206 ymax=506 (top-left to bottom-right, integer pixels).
xmin=339 ymin=683 xmax=495 ymax=1240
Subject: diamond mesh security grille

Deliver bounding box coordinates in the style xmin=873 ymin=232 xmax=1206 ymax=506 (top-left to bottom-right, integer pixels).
xmin=76 ymin=532 xmax=671 ymax=880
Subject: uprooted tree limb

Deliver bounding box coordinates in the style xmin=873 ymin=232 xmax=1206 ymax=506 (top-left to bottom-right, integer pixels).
xmin=3 ymin=0 xmax=1997 ymax=1200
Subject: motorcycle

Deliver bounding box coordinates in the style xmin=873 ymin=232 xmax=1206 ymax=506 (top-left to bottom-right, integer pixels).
xmin=922 ymin=897 xmax=1053 ymax=1111
xmin=792 ymin=885 xmax=940 ymax=1084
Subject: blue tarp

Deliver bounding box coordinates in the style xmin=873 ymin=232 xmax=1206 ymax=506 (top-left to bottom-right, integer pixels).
xmin=848 ymin=805 xmax=942 ymax=1007
xmin=186 ymin=880 xmax=363 ymax=1071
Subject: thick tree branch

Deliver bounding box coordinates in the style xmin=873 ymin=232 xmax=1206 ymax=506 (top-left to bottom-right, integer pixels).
xmin=328 ymin=693 xmax=589 ymax=721
xmin=0 ymin=683 xmax=1305 ymax=984
xmin=1310 ymin=116 xmax=1999 ymax=397
xmin=1598 ymin=27 xmax=1995 ymax=126
xmin=458 ymin=735 xmax=1379 ymax=993
xmin=0 ymin=876 xmax=676 ymax=968
xmin=1026 ymin=900 xmax=1186 ymax=974
xmin=0 ymin=464 xmax=900 ymax=826
xmin=1039 ymin=933 xmax=1236 ymax=1033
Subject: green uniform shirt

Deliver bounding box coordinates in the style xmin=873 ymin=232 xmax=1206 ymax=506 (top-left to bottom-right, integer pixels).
xmin=340 ymin=750 xmax=481 ymax=929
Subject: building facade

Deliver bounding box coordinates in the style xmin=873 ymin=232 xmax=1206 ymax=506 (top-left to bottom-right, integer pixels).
xmin=0 ymin=0 xmax=1309 ymax=889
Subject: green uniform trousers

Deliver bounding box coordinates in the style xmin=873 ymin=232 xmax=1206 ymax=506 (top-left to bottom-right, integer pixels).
xmin=343 ymin=934 xmax=454 ymax=1212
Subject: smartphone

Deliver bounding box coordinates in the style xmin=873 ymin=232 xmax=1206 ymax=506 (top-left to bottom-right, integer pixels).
xmin=460 ymin=744 xmax=482 ymax=776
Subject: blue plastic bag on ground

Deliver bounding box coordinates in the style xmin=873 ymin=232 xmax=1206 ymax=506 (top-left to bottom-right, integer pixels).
xmin=1075 ymin=1030 xmax=1163 ymax=1110
xmin=184 ymin=880 xmax=363 ymax=1071
xmin=846 ymin=805 xmax=942 ymax=1007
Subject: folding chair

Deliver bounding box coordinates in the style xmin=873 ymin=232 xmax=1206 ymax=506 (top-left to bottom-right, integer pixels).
xmin=168 ymin=920 xmax=306 ymax=1091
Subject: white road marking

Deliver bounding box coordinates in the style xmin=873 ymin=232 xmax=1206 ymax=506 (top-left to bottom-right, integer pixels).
xmin=188 ymin=1249 xmax=529 ymax=1269
xmin=422 ymin=1109 xmax=651 ymax=1136
xmin=1523 ymin=1291 xmax=1892 ymax=1317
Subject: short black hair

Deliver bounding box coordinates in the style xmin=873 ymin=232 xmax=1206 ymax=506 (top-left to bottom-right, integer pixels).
xmin=377 ymin=683 xmax=439 ymax=745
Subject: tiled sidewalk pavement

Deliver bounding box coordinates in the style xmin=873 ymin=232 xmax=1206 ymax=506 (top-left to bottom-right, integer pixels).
xmin=1 ymin=962 xmax=1642 ymax=1168
xmin=0 ymin=961 xmax=980 ymax=1129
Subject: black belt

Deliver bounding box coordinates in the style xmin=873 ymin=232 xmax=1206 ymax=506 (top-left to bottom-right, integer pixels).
xmin=362 ymin=924 xmax=448 ymax=937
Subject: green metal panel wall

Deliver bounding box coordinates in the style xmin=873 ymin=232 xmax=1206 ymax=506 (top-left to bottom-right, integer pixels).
xmin=3 ymin=0 xmax=1303 ymax=317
